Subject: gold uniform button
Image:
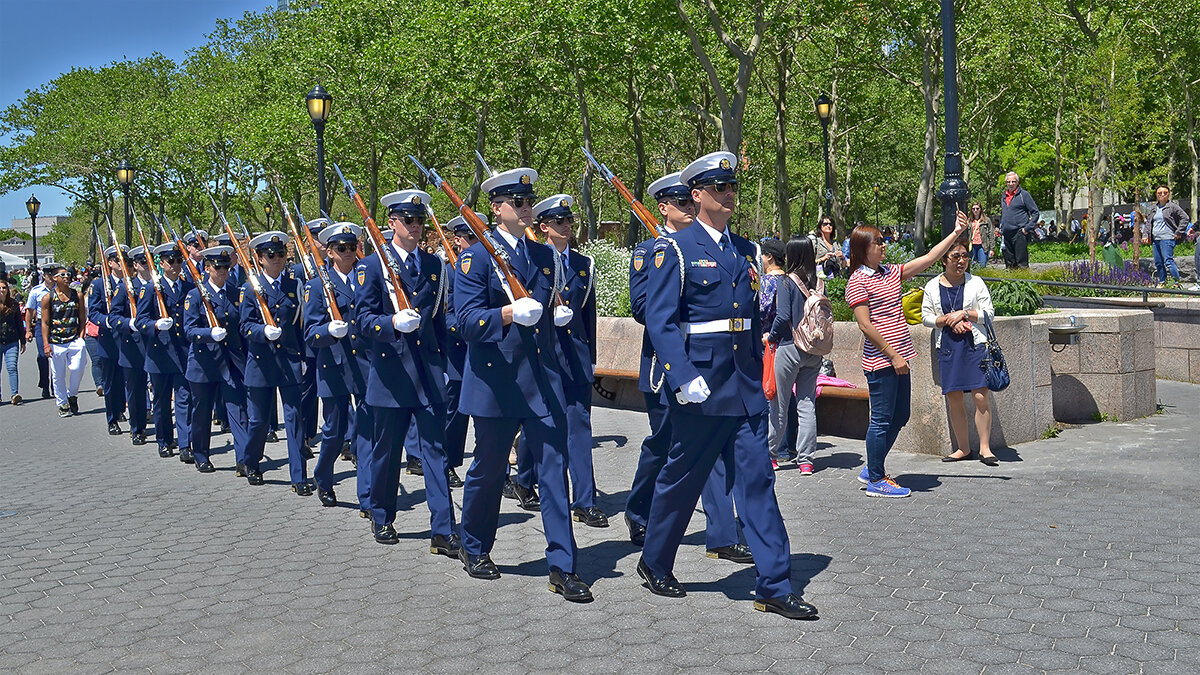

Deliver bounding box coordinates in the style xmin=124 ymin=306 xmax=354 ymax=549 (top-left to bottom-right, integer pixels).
xmin=732 ymin=282 xmax=737 ymax=288
xmin=733 ymin=344 xmax=739 ymax=351
xmin=351 ymin=349 xmax=356 ymax=355
xmin=566 ymin=329 xmax=571 ymax=335
xmin=416 ymin=340 xmax=421 ymax=346
xmin=733 ymin=302 xmax=739 ymax=309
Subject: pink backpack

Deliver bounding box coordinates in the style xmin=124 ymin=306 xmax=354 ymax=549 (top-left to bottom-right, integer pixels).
xmin=788 ymin=273 xmax=834 ymax=356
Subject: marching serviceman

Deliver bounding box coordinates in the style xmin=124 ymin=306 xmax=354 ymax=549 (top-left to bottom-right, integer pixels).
xmin=453 ymin=167 xmax=591 ymax=602
xmin=88 ymin=246 xmax=128 ymax=435
xmin=108 ymin=247 xmax=150 ymax=446
xmin=440 ymin=215 xmax=481 ymax=490
xmin=531 ymin=194 xmax=606 ymax=528
xmin=638 ymin=151 xmax=817 ymax=619
xmin=183 ymin=246 xmax=250 ymax=474
xmin=303 ymin=222 xmax=370 ymax=510
xmin=354 ymin=189 xmax=459 ymax=558
xmin=240 ymin=231 xmax=309 ymax=493
xmin=134 ymin=243 xmax=195 ymax=460
xmin=183 ymin=230 xmax=207 ymax=268
xmin=624 ymin=171 xmax=749 ymax=563
xmin=292 ymin=217 xmax=327 ymax=449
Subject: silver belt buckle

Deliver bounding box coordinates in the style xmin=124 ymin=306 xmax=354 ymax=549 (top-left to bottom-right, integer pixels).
xmin=728 ymin=318 xmax=744 ymax=331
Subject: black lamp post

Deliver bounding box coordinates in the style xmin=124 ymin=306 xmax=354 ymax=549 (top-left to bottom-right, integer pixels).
xmin=115 ymin=160 xmax=136 ymax=246
xmin=25 ymin=194 xmax=40 ymax=283
xmin=264 ymin=202 xmax=272 ymax=230
xmin=815 ymin=93 xmax=833 ymax=222
xmin=873 ymin=182 xmax=881 ymax=230
xmin=934 ymin=0 xmax=969 ymax=240
xmin=306 ymin=84 xmax=333 ymax=217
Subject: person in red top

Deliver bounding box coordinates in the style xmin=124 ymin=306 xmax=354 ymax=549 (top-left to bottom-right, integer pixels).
xmin=845 ymin=212 xmax=967 ymax=498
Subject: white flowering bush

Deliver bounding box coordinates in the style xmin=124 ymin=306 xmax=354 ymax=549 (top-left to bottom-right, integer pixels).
xmin=580 ymin=238 xmax=632 ymax=317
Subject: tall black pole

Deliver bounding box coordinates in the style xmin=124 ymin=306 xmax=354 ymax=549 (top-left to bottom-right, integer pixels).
xmin=122 ymin=184 xmax=132 ymax=247
xmin=935 ymin=0 xmax=969 ymax=239
xmin=820 ymin=122 xmax=833 ymax=220
xmin=30 ymin=214 xmax=38 ymax=281
xmin=315 ymin=123 xmax=327 ymax=217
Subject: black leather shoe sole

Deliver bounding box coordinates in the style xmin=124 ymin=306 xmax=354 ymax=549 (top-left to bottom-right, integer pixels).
xmin=373 ymin=524 xmax=398 ymax=545
xmin=572 ymin=507 xmax=610 ymax=528
xmin=706 ymin=545 xmax=755 ymax=564
xmin=980 ymin=455 xmax=999 ymax=466
xmin=317 ymin=489 xmax=337 ymax=507
xmin=754 ymin=594 xmax=819 ymax=620
xmin=458 ymin=549 xmax=500 ymax=580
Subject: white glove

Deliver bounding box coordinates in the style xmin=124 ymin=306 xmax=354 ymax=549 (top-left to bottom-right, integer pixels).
xmin=553 ymin=306 xmax=574 ymax=327
xmin=155 ymin=317 xmax=174 ymax=330
xmin=675 ymin=375 xmax=711 ymax=405
xmin=510 ymin=297 xmax=544 ymax=327
xmin=106 ymin=317 xmax=114 ymax=329
xmin=301 ymin=361 xmax=308 ymax=376
xmin=328 ymin=320 xmax=349 ymax=338
xmin=392 ymin=308 xmax=421 ymax=333
xmin=211 ymin=327 xmax=228 ymax=342
xmin=263 ymin=325 xmax=283 ymax=341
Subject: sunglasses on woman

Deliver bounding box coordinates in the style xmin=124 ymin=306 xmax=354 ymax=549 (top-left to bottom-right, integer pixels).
xmin=261 ymin=250 xmax=287 ymax=260
xmin=542 ymin=215 xmax=574 ymax=225
xmin=332 ymin=243 xmax=355 ymax=254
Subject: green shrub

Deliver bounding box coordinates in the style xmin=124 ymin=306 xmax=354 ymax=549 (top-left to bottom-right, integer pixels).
xmin=580 ymin=239 xmax=632 ymax=317
xmin=989 ymin=278 xmax=1043 ymax=316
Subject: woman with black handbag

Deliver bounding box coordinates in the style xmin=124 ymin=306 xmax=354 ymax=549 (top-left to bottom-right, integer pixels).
xmin=920 ymin=238 xmax=999 ymax=466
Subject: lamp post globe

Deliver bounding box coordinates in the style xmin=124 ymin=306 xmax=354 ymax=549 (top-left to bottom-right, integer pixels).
xmin=116 ymin=160 xmax=136 ymax=246
xmin=264 ymin=202 xmax=273 ymax=229
xmin=306 ymin=84 xmax=333 ymax=216
xmin=26 ymin=194 xmax=40 ymax=281
xmin=815 ymin=93 xmax=834 ymax=222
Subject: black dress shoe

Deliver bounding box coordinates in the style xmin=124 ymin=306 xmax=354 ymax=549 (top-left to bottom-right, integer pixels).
xmin=41 ymin=390 xmax=53 ymax=399
xmin=548 ymin=568 xmax=594 ymax=603
xmin=501 ymin=478 xmax=517 ymax=500
xmin=406 ymin=456 xmax=423 ymax=476
xmin=458 ymin=548 xmax=500 ymax=580
xmin=196 ymin=462 xmax=216 ymax=474
xmin=430 ymin=533 xmax=461 ymax=558
xmin=625 ymin=514 xmax=646 ymax=547
xmin=572 ymin=506 xmax=610 ymax=528
xmin=707 ymin=544 xmax=755 ymax=564
xmin=131 ymin=434 xmax=147 ymax=446
xmin=266 ymin=430 xmax=279 ymax=443
xmin=246 ymin=471 xmax=264 ymax=486
xmin=158 ymin=446 xmax=173 ymax=458
xmin=108 ymin=423 xmax=123 ymax=436
xmin=373 ymin=522 xmax=399 ymax=545
xmin=980 ymin=454 xmax=999 ymax=466
xmin=300 ymin=445 xmax=314 ymax=460
xmin=317 ymin=488 xmax=337 ymax=507
xmin=512 ymin=483 xmax=540 ymax=511
xmin=235 ymin=462 xmax=247 ymax=477
xmin=179 ymin=447 xmax=195 ymax=464
xmin=754 ymin=593 xmax=818 ymax=620
xmin=219 ymin=421 xmax=230 ymax=434
xmin=941 ymin=451 xmax=973 ymax=462
xmin=292 ymin=483 xmax=313 ymax=497
xmin=636 ymin=557 xmax=685 ymax=598
xmin=340 ymin=441 xmax=352 ymax=461
xmin=446 ymin=467 xmax=464 ymax=488
xmin=68 ymin=396 xmax=79 ymax=414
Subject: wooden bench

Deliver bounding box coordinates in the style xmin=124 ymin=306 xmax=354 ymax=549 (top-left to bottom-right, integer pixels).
xmin=594 ymin=367 xmax=639 ymax=380
xmin=818 ymin=386 xmax=869 ymax=401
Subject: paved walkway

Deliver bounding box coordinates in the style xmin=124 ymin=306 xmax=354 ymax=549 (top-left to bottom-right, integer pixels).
xmin=1 ymin=352 xmax=1197 ymax=673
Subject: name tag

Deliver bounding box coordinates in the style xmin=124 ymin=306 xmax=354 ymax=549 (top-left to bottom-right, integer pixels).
xmin=690 ymin=260 xmax=717 ymax=268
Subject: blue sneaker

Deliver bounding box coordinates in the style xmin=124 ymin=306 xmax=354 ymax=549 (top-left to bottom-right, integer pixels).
xmin=866 ymin=476 xmax=911 ymax=498
xmin=857 ymin=467 xmax=870 ymax=484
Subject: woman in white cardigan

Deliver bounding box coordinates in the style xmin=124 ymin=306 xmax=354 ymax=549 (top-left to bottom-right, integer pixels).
xmin=921 ymin=238 xmax=998 ymax=466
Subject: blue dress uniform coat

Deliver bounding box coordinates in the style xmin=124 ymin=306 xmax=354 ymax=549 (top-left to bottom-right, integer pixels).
xmin=108 ymin=276 xmax=149 ymax=437
xmin=303 ymin=270 xmax=372 ymax=505
xmin=88 ymin=275 xmax=126 ymax=425
xmin=183 ymin=279 xmax=250 ymax=467
xmin=291 ymin=261 xmax=320 ymax=443
xmin=354 ymin=244 xmax=455 ymax=537
xmin=641 ymin=222 xmax=795 ymax=600
xmin=624 ymin=234 xmax=738 ymax=548
xmin=453 ymin=234 xmax=578 ymax=574
xmin=240 ymin=273 xmax=308 ymax=484
xmin=442 ymin=270 xmax=469 ymax=469
xmin=134 ymin=276 xmax=194 ymax=452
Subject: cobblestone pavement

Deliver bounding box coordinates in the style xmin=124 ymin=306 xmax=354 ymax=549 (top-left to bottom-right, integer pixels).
xmin=1 ymin=351 xmax=1198 ymax=673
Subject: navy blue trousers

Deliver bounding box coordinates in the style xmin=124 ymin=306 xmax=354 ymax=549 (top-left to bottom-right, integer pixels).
xmin=517 ymin=384 xmax=596 ymax=508
xmin=314 ymin=394 xmax=372 ymax=511
xmin=149 ymin=372 xmax=190 ymax=450
xmin=188 ymin=379 xmax=249 ymax=467
xmin=443 ymin=377 xmax=468 ymax=468
xmin=625 ymin=391 xmax=738 ymax=549
xmin=99 ymin=355 xmax=126 ymax=425
xmin=301 ymin=356 xmax=318 ymax=441
xmin=246 ymin=384 xmax=305 ymax=484
xmin=122 ymin=366 xmax=148 ymax=436
xmin=641 ymin=411 xmax=794 ymax=600
xmin=461 ymin=415 xmax=577 ymax=574
xmin=368 ymin=405 xmax=455 ymax=537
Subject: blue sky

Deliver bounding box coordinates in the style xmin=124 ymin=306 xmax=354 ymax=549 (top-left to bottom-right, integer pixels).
xmin=0 ymin=0 xmax=271 ymax=228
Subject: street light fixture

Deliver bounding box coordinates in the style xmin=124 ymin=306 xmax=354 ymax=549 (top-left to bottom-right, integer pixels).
xmin=815 ymin=93 xmax=833 ymax=223
xmin=116 ymin=160 xmax=136 ymax=246
xmin=934 ymin=0 xmax=969 ymax=241
xmin=873 ymin=182 xmax=881 ymax=230
xmin=264 ymin=202 xmax=273 ymax=229
xmin=25 ymin=194 xmax=40 ymax=282
xmin=306 ymin=84 xmax=333 ymax=216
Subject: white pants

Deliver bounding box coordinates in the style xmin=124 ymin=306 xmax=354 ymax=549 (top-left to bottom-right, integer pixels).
xmin=50 ymin=338 xmax=88 ymax=407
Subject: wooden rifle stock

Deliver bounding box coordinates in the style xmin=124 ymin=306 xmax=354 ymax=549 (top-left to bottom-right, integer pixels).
xmin=426 ymin=205 xmax=457 ymax=268
xmin=92 ymin=222 xmax=113 ymax=312
xmin=292 ymin=201 xmax=343 ymax=322
xmin=207 ymin=193 xmax=277 ymax=328
xmin=581 ymin=147 xmax=662 ymax=239
xmin=332 ymin=164 xmax=413 ymax=312
xmin=157 ymin=215 xmax=219 ymax=328
xmin=132 ymin=212 xmax=171 ymax=320
xmin=104 ymin=217 xmax=137 ymax=319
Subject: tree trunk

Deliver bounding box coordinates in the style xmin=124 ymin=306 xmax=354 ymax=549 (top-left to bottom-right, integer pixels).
xmin=1180 ymin=67 xmax=1199 ymax=220
xmin=574 ymin=65 xmax=598 ymax=242
xmin=627 ymin=72 xmax=648 ymax=247
xmin=773 ymin=41 xmax=792 ymax=241
xmin=466 ymin=103 xmax=488 ymax=210
xmin=914 ymin=32 xmax=940 ymax=254
xmin=1053 ymin=72 xmax=1067 ymax=228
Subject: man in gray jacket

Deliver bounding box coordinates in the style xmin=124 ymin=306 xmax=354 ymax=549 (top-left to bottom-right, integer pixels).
xmin=999 ymin=172 xmax=1039 ymax=269
xmin=1141 ymin=185 xmax=1192 ymax=287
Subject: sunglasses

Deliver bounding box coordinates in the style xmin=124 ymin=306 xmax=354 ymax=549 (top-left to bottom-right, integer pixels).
xmin=162 ymin=256 xmax=182 ymax=264
xmin=542 ymin=215 xmax=574 ymax=226
xmin=947 ymin=252 xmax=970 ymax=261
xmin=332 ymin=243 xmax=355 ymax=253
xmin=704 ymin=182 xmax=738 ymax=194
xmin=873 ymin=238 xmax=886 ymax=246
xmin=670 ymin=198 xmax=694 ymax=208
xmin=261 ymin=250 xmax=287 ymax=260
xmin=210 ymin=262 xmax=232 ymax=269
xmin=501 ymin=196 xmax=535 ymax=208
xmin=393 ymin=215 xmax=426 ymax=225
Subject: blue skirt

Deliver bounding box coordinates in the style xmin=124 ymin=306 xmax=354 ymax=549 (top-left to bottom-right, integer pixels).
xmin=938 ymin=329 xmax=987 ymax=394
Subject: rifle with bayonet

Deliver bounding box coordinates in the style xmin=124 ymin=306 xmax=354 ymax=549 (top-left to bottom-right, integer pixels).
xmin=207 ymin=192 xmax=277 ymax=328
xmin=155 ymin=214 xmax=219 ymax=328
xmin=131 ymin=210 xmax=171 ymax=320
xmin=92 ymin=221 xmax=113 ymax=312
xmin=332 ymin=163 xmax=413 ymax=312
xmin=581 ymin=146 xmax=662 ymax=239
xmin=290 ymin=199 xmax=343 ymax=322
xmin=410 ymin=181 xmax=457 ymax=268
xmin=104 ymin=216 xmax=138 ymax=319
xmin=410 ymin=155 xmax=530 ymax=300
xmin=234 ymin=214 xmax=263 ymax=276
xmin=274 ymin=186 xmax=315 ymax=282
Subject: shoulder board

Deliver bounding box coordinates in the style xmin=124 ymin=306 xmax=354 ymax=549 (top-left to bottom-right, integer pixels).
xmin=652 ymin=238 xmax=671 ymax=252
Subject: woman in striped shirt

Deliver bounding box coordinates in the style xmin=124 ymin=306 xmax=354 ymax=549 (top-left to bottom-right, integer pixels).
xmin=845 ymin=213 xmax=967 ymax=498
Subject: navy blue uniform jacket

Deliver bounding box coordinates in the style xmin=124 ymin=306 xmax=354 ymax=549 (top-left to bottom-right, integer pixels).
xmin=183 ymin=279 xmax=245 ymax=384
xmin=239 ymin=274 xmax=304 ymax=387
xmin=134 ymin=276 xmax=194 ymax=375
xmin=302 ymin=270 xmax=368 ymax=399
